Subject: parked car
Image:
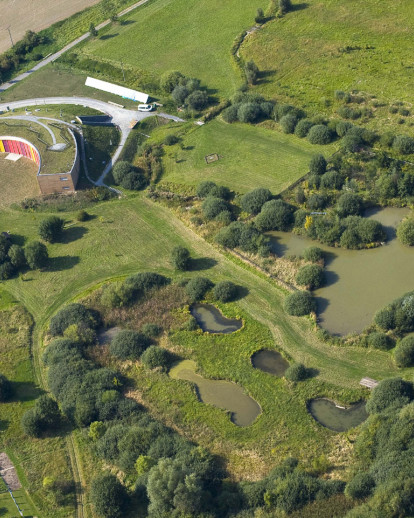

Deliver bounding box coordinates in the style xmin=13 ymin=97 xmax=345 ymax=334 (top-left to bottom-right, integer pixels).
xmin=137 ymin=104 xmax=153 ymax=112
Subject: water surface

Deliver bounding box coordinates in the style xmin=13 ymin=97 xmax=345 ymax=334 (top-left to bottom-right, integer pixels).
xmin=268 ymin=207 xmax=414 ymax=335
xmin=169 ymin=360 xmax=261 ymax=426
xmin=251 ymin=349 xmax=289 ymax=376
xmin=191 ymin=303 xmax=242 ymax=333
xmin=308 ymin=398 xmax=368 ymax=432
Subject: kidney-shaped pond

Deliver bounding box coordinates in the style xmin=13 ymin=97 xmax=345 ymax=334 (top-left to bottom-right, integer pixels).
xmin=308 ymin=398 xmax=368 ymax=432
xmin=251 ymin=350 xmax=289 ymax=376
xmin=169 ymin=360 xmax=261 ymax=426
xmin=191 ymin=304 xmax=242 ymax=334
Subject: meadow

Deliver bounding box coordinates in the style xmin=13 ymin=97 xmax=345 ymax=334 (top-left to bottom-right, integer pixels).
xmin=75 ymin=0 xmax=264 ymax=98
xmin=160 ymin=119 xmax=337 ymax=193
xmin=0 ymin=155 xmax=40 ymax=208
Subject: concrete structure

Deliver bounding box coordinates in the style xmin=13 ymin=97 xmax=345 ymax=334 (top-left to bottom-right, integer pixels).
xmin=85 ymin=76 xmax=149 ymax=103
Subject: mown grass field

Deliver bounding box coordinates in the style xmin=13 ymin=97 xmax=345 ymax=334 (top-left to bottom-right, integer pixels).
xmin=0 ymin=155 xmax=40 ymax=208
xmin=76 ymin=0 xmax=264 ymax=98
xmin=242 ymin=0 xmax=414 ymax=109
xmin=160 ymin=119 xmax=337 ymax=193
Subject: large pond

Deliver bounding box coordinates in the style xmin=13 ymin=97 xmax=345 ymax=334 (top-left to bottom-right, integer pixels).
xmin=268 ymin=207 xmax=414 ymax=335
xmin=308 ymin=398 xmax=368 ymax=432
xmin=191 ymin=304 xmax=242 ymax=334
xmin=251 ymin=349 xmax=289 ymax=376
xmin=169 ymin=360 xmax=261 ymax=426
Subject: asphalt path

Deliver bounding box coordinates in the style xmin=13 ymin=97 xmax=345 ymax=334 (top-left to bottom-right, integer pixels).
xmin=0 ymin=0 xmax=150 ymax=93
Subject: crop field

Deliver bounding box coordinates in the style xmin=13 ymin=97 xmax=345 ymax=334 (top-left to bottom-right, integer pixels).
xmin=241 ymin=0 xmax=414 ymax=109
xmin=76 ymin=0 xmax=264 ymax=98
xmin=0 ymin=155 xmax=40 ymax=207
xmin=160 ymin=119 xmax=337 ymax=193
xmin=0 ymin=0 xmax=100 ymax=54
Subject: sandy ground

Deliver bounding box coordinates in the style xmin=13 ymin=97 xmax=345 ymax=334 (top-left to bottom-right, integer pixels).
xmin=0 ymin=0 xmax=100 ymax=54
xmin=0 ymin=452 xmax=22 ymax=491
xmin=0 ymin=154 xmax=40 ymax=207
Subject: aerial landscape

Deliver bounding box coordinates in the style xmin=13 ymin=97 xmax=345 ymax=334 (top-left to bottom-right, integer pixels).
xmin=0 ymin=0 xmax=414 ymax=516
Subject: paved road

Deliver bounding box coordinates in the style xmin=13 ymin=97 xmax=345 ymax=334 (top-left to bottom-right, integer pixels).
xmin=0 ymin=0 xmax=150 ymax=93
xmin=0 ymin=96 xmax=184 ymax=184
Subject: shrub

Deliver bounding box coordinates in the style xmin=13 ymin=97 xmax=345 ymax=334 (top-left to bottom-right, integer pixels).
xmin=121 ymin=171 xmax=147 ymax=190
xmin=109 ymin=330 xmax=150 ymax=360
xmin=307 ymin=125 xmax=332 ymax=145
xmin=196 ymin=181 xmax=216 ymax=198
xmin=202 ymin=197 xmax=228 ymax=219
xmin=171 ymin=85 xmax=188 ymax=105
xmin=245 ymin=60 xmax=259 ymax=84
xmin=160 ymin=70 xmax=185 ymax=93
xmin=112 ymin=161 xmax=132 ymax=184
xmin=368 ymin=332 xmax=394 ymax=351
xmin=240 ymin=188 xmax=272 ymax=215
xmin=39 ymin=216 xmax=65 ymax=244
xmin=284 ymin=363 xmax=309 ymax=381
xmin=295 ymin=265 xmax=324 ymax=290
xmin=374 ymin=306 xmax=395 ymax=330
xmin=394 ymin=336 xmax=414 ymax=368
xmin=215 ymin=211 xmax=233 ymax=225
xmin=171 ymin=246 xmax=190 ymax=271
xmin=90 ymin=473 xmax=129 ymax=518
xmin=393 ymin=135 xmax=414 ymax=155
xmin=307 ymin=193 xmax=328 ymax=210
xmin=284 ymin=291 xmax=316 ymax=316
xmin=336 ymin=121 xmax=353 ymax=137
xmin=186 ymin=90 xmax=208 ymax=111
xmin=24 ymin=241 xmax=48 ymax=269
xmin=185 ymin=277 xmax=213 ymax=302
xmin=50 ymin=303 xmax=101 ymax=336
xmin=337 ymin=193 xmax=363 ymax=217
xmin=124 ymin=272 xmax=170 ymax=293
xmin=345 ymin=473 xmax=375 ymax=500
xmin=397 ymin=218 xmax=414 ymax=246
xmin=341 ymin=132 xmax=364 ymax=153
xmin=8 ymin=244 xmax=26 ymax=268
xmin=303 ymin=246 xmax=323 ymax=263
xmin=0 ymin=261 xmax=15 ymax=280
xmin=255 ymin=199 xmax=294 ymax=231
xmin=294 ymin=119 xmax=314 ymax=138
xmin=280 ymin=114 xmax=298 ymax=134
xmin=141 ymin=323 xmax=162 ymax=338
xmin=213 ymin=281 xmax=238 ymax=302
xmin=222 ymin=105 xmax=239 ymax=123
xmin=309 ymin=155 xmax=327 ymax=175
xmin=209 ymin=184 xmax=231 ymax=200
xmin=215 ymin=222 xmax=244 ymax=249
xmin=21 ymin=408 xmax=42 ymax=437
xmin=141 ymin=346 xmax=170 ymax=371
xmin=0 ymin=374 xmax=12 ymax=401
xmin=101 ymin=281 xmax=135 ymax=309
xmin=366 ymin=377 xmax=414 ymax=414
xmin=237 ymin=103 xmax=262 ymax=123
xmin=42 ymin=338 xmax=81 ymax=366
xmin=320 ymin=170 xmax=344 ymax=190
xmin=76 ymin=210 xmax=89 ymax=222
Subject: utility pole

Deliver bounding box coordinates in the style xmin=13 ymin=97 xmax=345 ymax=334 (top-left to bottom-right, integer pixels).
xmin=5 ymin=26 xmax=14 ymax=47
xmin=120 ymin=60 xmax=125 ymax=82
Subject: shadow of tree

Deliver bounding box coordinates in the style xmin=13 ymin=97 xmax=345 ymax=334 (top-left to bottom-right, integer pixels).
xmin=11 ymin=381 xmax=44 ymax=402
xmin=189 ymin=257 xmax=218 ymax=271
xmin=46 ymin=255 xmax=80 ymax=272
xmin=100 ymin=33 xmax=119 ymax=40
xmin=61 ymin=226 xmax=88 ymax=244
xmin=291 ymin=2 xmax=309 ymax=11
xmin=233 ymin=285 xmax=249 ymax=301
xmin=120 ymin=19 xmax=135 ymax=25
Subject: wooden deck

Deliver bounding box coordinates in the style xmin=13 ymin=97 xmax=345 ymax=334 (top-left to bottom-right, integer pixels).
xmin=360 ymin=377 xmax=379 ymax=389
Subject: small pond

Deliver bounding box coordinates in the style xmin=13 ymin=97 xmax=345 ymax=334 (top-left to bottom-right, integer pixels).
xmin=169 ymin=360 xmax=261 ymax=426
xmin=251 ymin=349 xmax=289 ymax=376
xmin=191 ymin=303 xmax=242 ymax=334
xmin=308 ymin=398 xmax=368 ymax=432
xmin=268 ymin=207 xmax=414 ymax=335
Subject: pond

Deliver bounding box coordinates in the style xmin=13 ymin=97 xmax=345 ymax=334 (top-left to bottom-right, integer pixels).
xmin=169 ymin=360 xmax=261 ymax=426
xmin=251 ymin=349 xmax=289 ymax=376
xmin=268 ymin=207 xmax=414 ymax=335
xmin=191 ymin=303 xmax=242 ymax=333
xmin=308 ymin=398 xmax=368 ymax=432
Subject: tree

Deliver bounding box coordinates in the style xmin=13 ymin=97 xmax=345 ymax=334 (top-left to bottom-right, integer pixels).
xmin=255 ymin=199 xmax=293 ymax=231
xmin=393 ymin=135 xmax=414 ymax=155
xmin=394 ymin=336 xmax=414 ymax=368
xmin=112 ymin=161 xmax=133 ymax=184
xmin=307 ymin=125 xmax=333 ymax=145
xmin=172 ymin=85 xmax=189 ymax=105
xmin=280 ymin=114 xmax=298 ymax=134
xmin=337 ymin=193 xmax=363 ymax=217
xmin=0 ymin=374 xmax=12 ymax=401
xmin=284 ymin=291 xmax=316 ymax=316
xmin=237 ymin=102 xmax=262 ymax=123
xmin=255 ymin=8 xmax=265 ymax=23
xmin=366 ymin=377 xmax=414 ymax=414
xmin=8 ymin=244 xmax=26 ymax=268
xmin=121 ymin=171 xmax=147 ymax=190
xmin=202 ymin=197 xmax=228 ymax=219
xmin=76 ymin=210 xmax=89 ymax=222
xmin=171 ymin=246 xmax=190 ymax=271
xmin=295 ymin=265 xmax=324 ymax=290
xmin=309 ymin=154 xmax=327 ymax=175
xmin=345 ymin=473 xmax=375 ymax=500
xmin=164 ymin=134 xmax=180 ymax=146
xmin=241 ymin=188 xmax=272 ymax=215
xmin=397 ymin=218 xmax=414 ymax=246
xmin=222 ymin=105 xmax=239 ymax=123
xmin=35 ymin=395 xmax=61 ymax=429
xmin=303 ymin=246 xmax=323 ymax=263
xmin=124 ymin=272 xmax=170 ymax=293
xmin=141 ymin=345 xmax=170 ymax=371
xmin=89 ymin=23 xmax=98 ymax=37
xmin=245 ymin=61 xmax=259 ymax=84
xmin=307 ymin=193 xmax=327 ymax=211
xmin=89 ymin=421 xmax=106 ymax=441
xmin=38 ymin=216 xmax=64 ymax=243
xmin=186 ymin=90 xmax=208 ymax=111
xmin=21 ymin=408 xmax=42 ymax=437
xmin=320 ymin=170 xmax=344 ymax=190
xmin=279 ymin=0 xmax=292 ymax=15
xmin=285 ymin=363 xmax=309 ymax=381
xmin=294 ymin=119 xmax=313 ymax=138
xmin=160 ymin=70 xmax=185 ymax=93
xmin=213 ymin=281 xmax=238 ymax=302
xmin=24 ymin=241 xmax=48 ymax=269
xmin=135 ymin=455 xmax=156 ymax=475
xmin=109 ymin=330 xmax=150 ymax=360
xmin=90 ymin=473 xmax=129 ymax=518
xmin=185 ymin=277 xmax=214 ymax=302
xmin=0 ymin=262 xmax=14 ymax=280
xmin=368 ymin=332 xmax=394 ymax=351
xmin=50 ymin=303 xmax=100 ymax=336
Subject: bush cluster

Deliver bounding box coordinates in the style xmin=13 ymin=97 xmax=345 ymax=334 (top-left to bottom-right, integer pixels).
xmin=213 ymin=281 xmax=238 ymax=302
xmin=394 ymin=336 xmax=414 ymax=368
xmin=109 ymin=330 xmax=151 ymax=360
xmin=222 ymin=92 xmax=273 ymax=124
xmin=295 ymin=264 xmax=324 ymax=290
xmin=215 ymin=221 xmax=270 ymax=255
xmin=397 ymin=218 xmax=414 ymax=246
xmin=112 ymin=161 xmax=148 ymax=190
xmin=185 ymin=277 xmax=214 ymax=302
xmin=161 ymin=71 xmax=209 ymax=111
xmin=284 ymin=291 xmax=316 ymax=316
xmin=196 ymin=181 xmax=230 ymax=200
xmin=374 ymin=291 xmax=414 ymax=334
xmin=255 ymin=199 xmax=294 ymax=231
xmin=303 ymin=246 xmax=324 ymax=263
xmin=284 ymin=363 xmax=310 ymax=381
xmin=0 ymin=234 xmax=49 ymax=279
xmin=21 ymin=395 xmax=61 ymax=437
xmin=240 ymin=188 xmax=272 ymax=215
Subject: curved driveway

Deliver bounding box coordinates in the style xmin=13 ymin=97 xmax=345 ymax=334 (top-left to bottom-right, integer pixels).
xmin=0 ymin=96 xmax=184 ymax=185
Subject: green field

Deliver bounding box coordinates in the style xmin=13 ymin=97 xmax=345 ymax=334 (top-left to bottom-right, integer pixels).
xmin=76 ymin=0 xmax=264 ymax=97
xmin=241 ymin=0 xmax=414 ymax=109
xmin=160 ymin=119 xmax=336 ymax=193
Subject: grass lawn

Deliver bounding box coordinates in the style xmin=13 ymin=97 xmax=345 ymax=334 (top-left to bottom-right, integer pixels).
xmin=76 ymin=0 xmax=265 ymax=98
xmin=241 ymin=0 xmax=414 ymax=112
xmin=160 ymin=119 xmax=337 ymax=193
xmin=0 ymin=155 xmax=40 ymax=208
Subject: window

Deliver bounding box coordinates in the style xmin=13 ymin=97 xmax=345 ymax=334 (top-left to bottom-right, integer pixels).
xmin=62 ymin=186 xmax=70 ymax=190
xmin=60 ymin=177 xmax=68 ymax=181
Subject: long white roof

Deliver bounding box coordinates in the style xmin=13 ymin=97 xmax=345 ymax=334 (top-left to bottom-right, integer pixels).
xmin=85 ymin=77 xmax=149 ymax=103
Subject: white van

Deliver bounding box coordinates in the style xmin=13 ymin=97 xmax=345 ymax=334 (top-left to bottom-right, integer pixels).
xmin=137 ymin=104 xmax=153 ymax=112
